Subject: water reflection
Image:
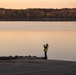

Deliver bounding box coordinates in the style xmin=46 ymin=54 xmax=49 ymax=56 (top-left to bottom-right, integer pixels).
xmin=0 ymin=30 xmax=76 ymax=61
xmin=0 ymin=22 xmax=76 ymax=30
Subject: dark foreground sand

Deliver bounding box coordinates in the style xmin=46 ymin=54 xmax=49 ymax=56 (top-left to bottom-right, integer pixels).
xmin=0 ymin=57 xmax=76 ymax=75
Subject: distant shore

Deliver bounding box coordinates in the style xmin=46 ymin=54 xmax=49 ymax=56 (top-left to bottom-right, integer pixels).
xmin=0 ymin=18 xmax=76 ymax=21
xmin=0 ymin=8 xmax=76 ymax=21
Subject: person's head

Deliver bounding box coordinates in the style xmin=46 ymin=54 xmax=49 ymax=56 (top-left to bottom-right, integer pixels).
xmin=46 ymin=43 xmax=48 ymax=45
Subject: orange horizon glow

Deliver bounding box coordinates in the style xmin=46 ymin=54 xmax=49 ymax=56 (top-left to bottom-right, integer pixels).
xmin=0 ymin=0 xmax=76 ymax=9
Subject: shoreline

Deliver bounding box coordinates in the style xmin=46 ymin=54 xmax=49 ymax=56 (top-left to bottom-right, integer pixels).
xmin=0 ymin=56 xmax=76 ymax=62
xmin=0 ymin=57 xmax=76 ymax=75
xmin=0 ymin=18 xmax=76 ymax=21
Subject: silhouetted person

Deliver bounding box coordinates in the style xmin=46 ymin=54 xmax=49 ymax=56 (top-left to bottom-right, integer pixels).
xmin=43 ymin=44 xmax=49 ymax=59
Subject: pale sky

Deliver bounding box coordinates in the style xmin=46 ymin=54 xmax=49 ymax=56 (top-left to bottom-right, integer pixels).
xmin=0 ymin=0 xmax=76 ymax=9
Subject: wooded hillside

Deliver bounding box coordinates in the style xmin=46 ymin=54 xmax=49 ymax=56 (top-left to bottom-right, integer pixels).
xmin=0 ymin=8 xmax=76 ymax=21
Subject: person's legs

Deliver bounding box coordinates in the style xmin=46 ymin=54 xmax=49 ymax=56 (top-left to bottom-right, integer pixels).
xmin=45 ymin=52 xmax=47 ymax=59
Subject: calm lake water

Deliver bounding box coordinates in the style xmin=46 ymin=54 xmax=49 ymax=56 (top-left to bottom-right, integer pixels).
xmin=0 ymin=21 xmax=76 ymax=61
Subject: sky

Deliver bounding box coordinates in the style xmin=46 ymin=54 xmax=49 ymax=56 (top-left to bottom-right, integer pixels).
xmin=0 ymin=0 xmax=76 ymax=9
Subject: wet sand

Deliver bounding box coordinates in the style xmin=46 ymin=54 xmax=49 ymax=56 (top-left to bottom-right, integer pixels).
xmin=0 ymin=57 xmax=76 ymax=75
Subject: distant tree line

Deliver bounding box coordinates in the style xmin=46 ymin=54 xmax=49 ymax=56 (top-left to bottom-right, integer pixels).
xmin=0 ymin=8 xmax=76 ymax=21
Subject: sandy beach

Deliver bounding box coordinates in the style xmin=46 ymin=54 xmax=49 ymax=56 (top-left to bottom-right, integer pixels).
xmin=0 ymin=57 xmax=76 ymax=75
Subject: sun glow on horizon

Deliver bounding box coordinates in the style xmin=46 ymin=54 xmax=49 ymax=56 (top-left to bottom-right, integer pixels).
xmin=0 ymin=0 xmax=76 ymax=9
